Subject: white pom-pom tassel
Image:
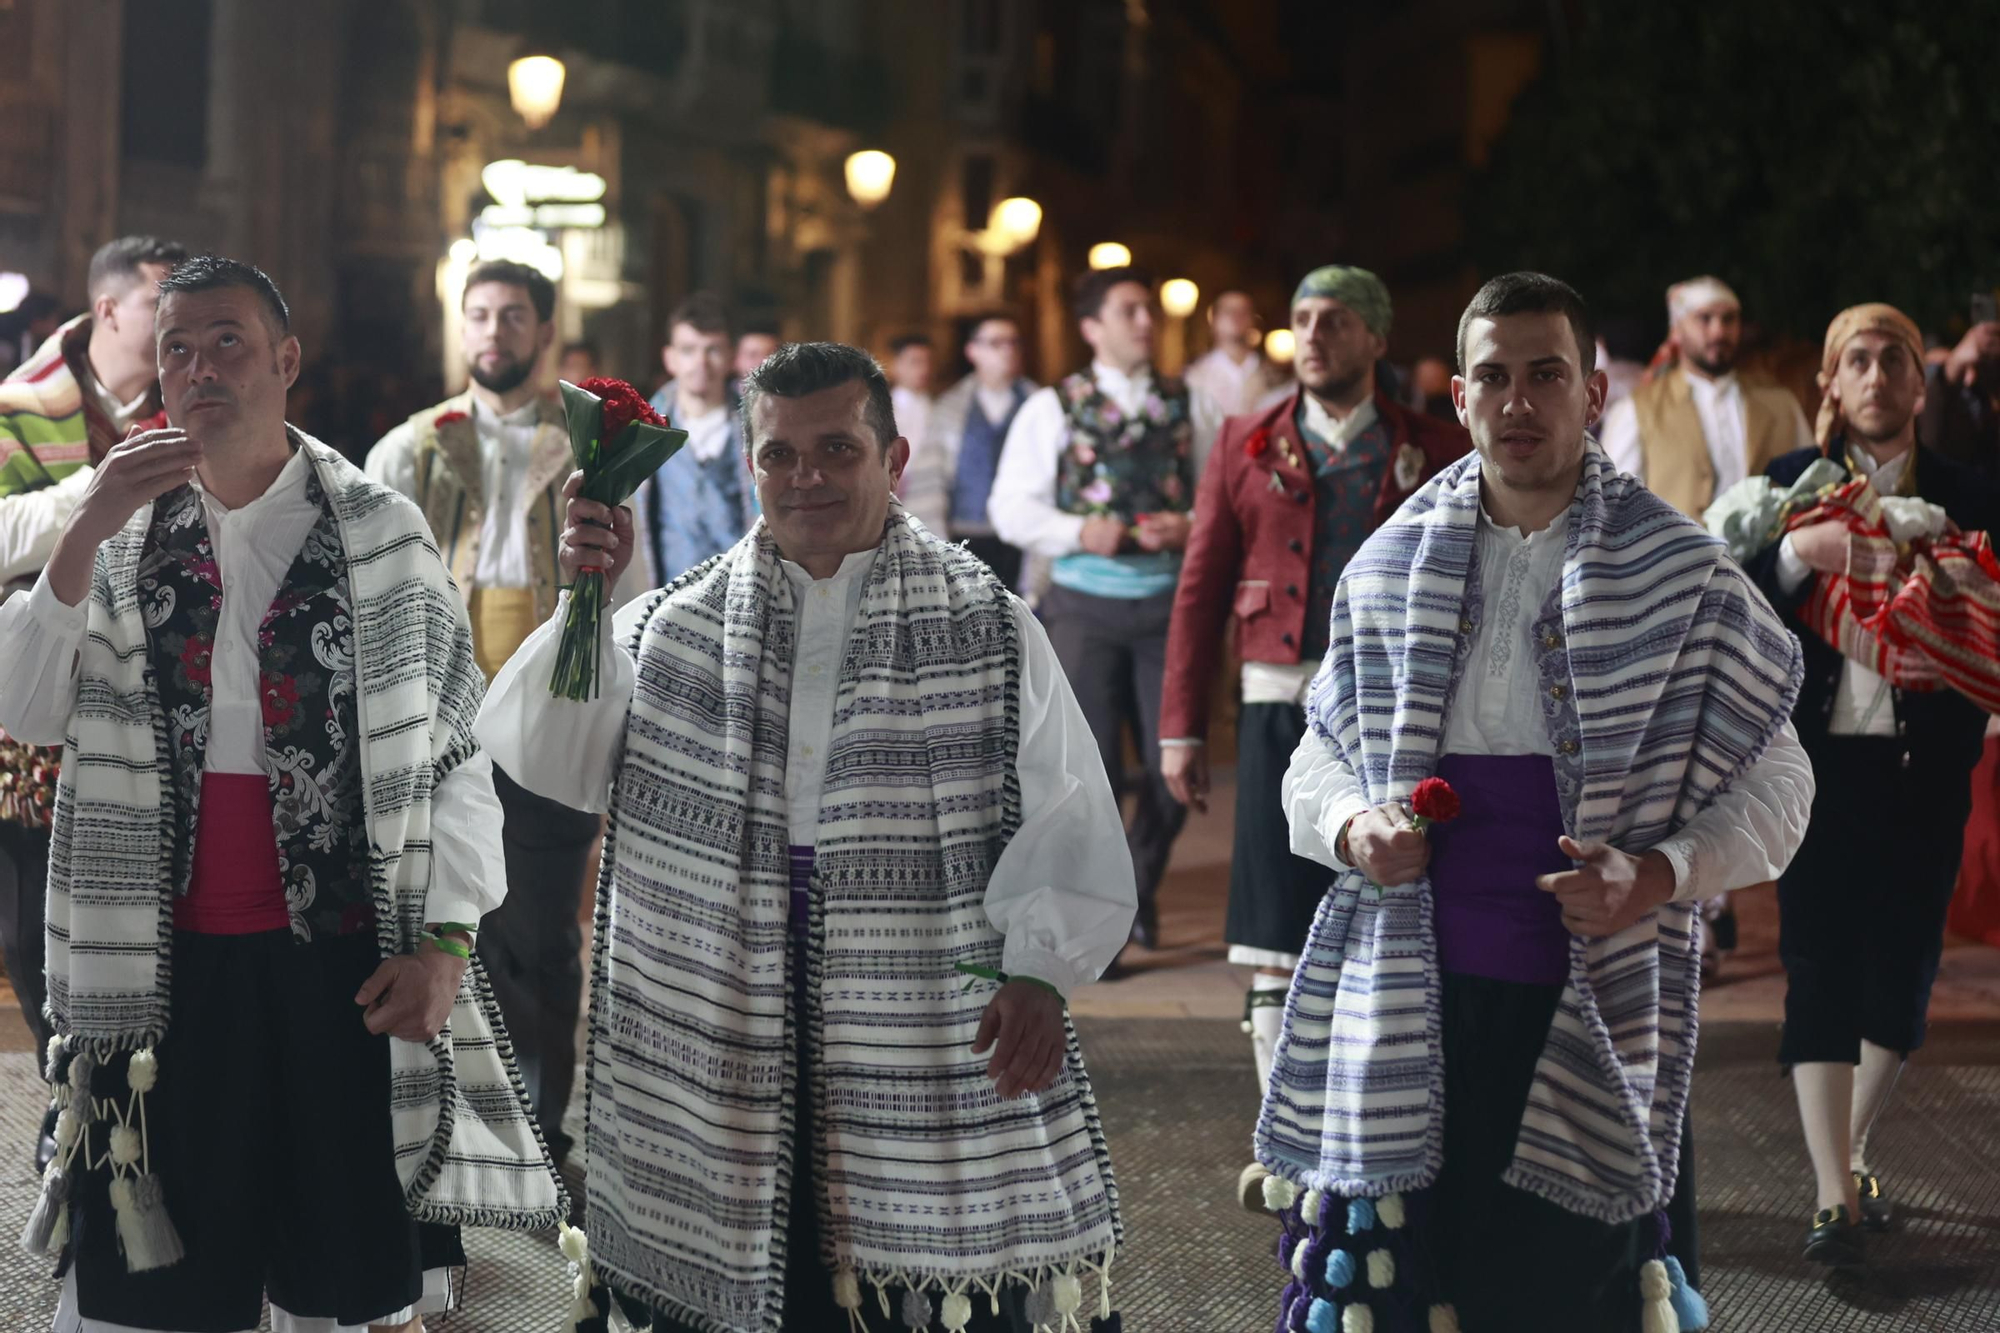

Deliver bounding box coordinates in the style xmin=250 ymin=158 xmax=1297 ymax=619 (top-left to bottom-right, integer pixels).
xmin=1378 ymin=1192 xmax=1406 ymax=1229
xmin=1428 ymin=1306 xmax=1460 ymax=1333
xmin=941 ymin=1291 xmax=974 ymax=1331
xmin=1342 ymin=1305 xmax=1374 ymax=1333
xmin=1367 ymin=1249 xmax=1395 ymax=1289
xmin=1300 ymin=1188 xmax=1324 ymax=1226
xmin=1262 ymin=1174 xmax=1298 ymax=1213
xmin=45 ymin=1034 xmax=63 ymax=1081
xmin=53 ymin=1109 xmax=80 ymax=1151
xmin=1639 ymin=1259 xmax=1677 ymax=1333
xmin=109 ymin=1124 xmax=142 ymax=1168
xmin=558 ymin=1221 xmax=589 ymax=1265
xmin=1052 ymin=1274 xmax=1082 ymax=1314
xmin=833 ymin=1268 xmax=864 ymax=1311
xmin=67 ymin=1051 xmax=95 ymax=1096
xmin=127 ymin=1048 xmax=159 ymax=1094
xmin=113 ymin=1173 xmax=184 ymax=1272
xmin=1291 ymin=1237 xmax=1309 ymax=1281
xmin=19 ymin=1163 xmax=69 ymax=1254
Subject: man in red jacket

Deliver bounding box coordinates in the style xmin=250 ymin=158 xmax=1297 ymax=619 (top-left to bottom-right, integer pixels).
xmin=1159 ymin=265 xmax=1468 ymax=1205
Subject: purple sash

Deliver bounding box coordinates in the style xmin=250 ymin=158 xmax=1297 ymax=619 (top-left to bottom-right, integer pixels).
xmin=1426 ymin=753 xmax=1573 ymax=986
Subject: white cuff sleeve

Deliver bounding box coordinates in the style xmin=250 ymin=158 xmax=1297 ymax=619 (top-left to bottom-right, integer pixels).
xmin=425 ymin=750 xmax=510 ymax=926
xmin=1774 ymin=533 xmax=1814 ymax=596
xmin=0 ymin=570 xmax=91 ymax=746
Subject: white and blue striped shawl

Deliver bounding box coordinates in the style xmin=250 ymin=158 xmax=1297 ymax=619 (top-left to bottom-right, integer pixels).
xmin=40 ymin=433 xmax=565 ymax=1230
xmin=1257 ymin=449 xmax=1803 ymax=1223
xmin=586 ymin=506 xmax=1119 ymax=1333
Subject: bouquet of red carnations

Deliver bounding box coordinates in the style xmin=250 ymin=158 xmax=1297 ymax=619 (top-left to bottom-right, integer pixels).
xmin=549 ymin=377 xmax=686 ymax=700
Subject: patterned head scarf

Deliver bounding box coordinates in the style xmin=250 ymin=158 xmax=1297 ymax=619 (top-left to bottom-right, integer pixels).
xmin=1815 ymin=302 xmax=1926 ymax=451
xmin=1292 ymin=265 xmax=1392 ymax=339
xmin=1667 ymin=276 xmax=1740 ymax=323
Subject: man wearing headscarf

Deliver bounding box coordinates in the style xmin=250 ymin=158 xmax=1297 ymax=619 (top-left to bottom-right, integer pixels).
xmin=1158 ymin=265 xmax=1467 ymax=1207
xmin=1599 ymin=276 xmax=1813 ymax=517
xmin=1745 ymin=302 xmax=2000 ymax=1267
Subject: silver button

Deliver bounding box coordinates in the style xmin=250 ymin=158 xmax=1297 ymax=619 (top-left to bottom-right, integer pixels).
xmin=801 ymin=745 xmax=814 ymax=758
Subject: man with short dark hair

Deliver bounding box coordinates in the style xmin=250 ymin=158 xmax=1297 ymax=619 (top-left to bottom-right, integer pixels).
xmin=638 ymin=292 xmax=757 ymax=581
xmin=368 ymin=258 xmax=629 ymax=1167
xmin=1184 ymin=289 xmax=1290 ymax=415
xmin=0 ymin=234 xmax=185 ymax=1062
xmin=887 ymin=331 xmax=934 ymax=450
xmin=734 ymin=323 xmax=781 ymax=383
xmin=2 ymin=254 xmax=561 ymax=1332
xmin=1260 ymin=272 xmax=1813 ymax=1331
xmin=479 ymin=340 xmax=1133 ymax=1331
xmin=559 ymin=340 xmax=602 ymax=385
xmin=990 ymin=267 xmax=1223 ymax=951
xmin=901 ymin=311 xmax=1038 ymax=586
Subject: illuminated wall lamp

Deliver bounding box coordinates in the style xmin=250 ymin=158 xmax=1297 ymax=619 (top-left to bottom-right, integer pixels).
xmin=845 ymin=150 xmax=897 ymax=208
xmin=508 ymin=55 xmax=566 ymax=131
xmin=1087 ymin=242 xmax=1132 ymax=270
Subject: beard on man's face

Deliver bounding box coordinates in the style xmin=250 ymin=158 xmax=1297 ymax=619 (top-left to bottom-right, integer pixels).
xmin=1684 ymin=346 xmax=1737 ymax=379
xmin=468 ymin=354 xmax=532 ymax=395
xmin=1302 ymin=364 xmax=1367 ymax=403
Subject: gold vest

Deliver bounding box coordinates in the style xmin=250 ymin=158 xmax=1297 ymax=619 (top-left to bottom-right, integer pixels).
xmin=1630 ymin=366 xmax=1801 ymax=517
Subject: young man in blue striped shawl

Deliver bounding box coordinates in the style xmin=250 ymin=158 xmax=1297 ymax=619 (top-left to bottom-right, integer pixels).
xmin=1259 ymin=273 xmax=1816 ymax=1332
xmin=479 ymin=341 xmax=1133 ymax=1333
xmin=0 ymin=257 xmax=564 ymax=1332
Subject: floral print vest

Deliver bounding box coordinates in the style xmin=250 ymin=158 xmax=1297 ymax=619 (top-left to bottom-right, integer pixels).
xmin=1053 ymin=372 xmax=1195 ymax=519
xmin=139 ymin=474 xmax=371 ymax=939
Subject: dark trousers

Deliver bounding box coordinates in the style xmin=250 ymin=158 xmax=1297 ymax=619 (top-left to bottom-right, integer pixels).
xmin=484 ymin=766 xmax=599 ymax=1163
xmin=1779 ymin=736 xmax=1969 ymax=1064
xmin=1433 ymin=972 xmax=1648 ymax=1332
xmin=0 ymin=820 xmax=51 ymax=1050
xmin=1040 ymin=584 xmax=1186 ymax=911
xmin=1226 ymin=703 xmax=1331 ymax=956
xmin=71 ymin=930 xmax=462 ymax=1330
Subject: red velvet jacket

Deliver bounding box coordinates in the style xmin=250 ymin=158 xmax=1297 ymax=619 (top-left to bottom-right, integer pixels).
xmin=1160 ymin=389 xmax=1470 ymax=741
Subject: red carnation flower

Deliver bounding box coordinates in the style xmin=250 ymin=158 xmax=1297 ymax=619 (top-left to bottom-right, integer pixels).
xmin=577 ymin=377 xmax=667 ymax=438
xmin=1410 ymin=776 xmax=1460 ymax=832
xmin=434 ymin=409 xmax=469 ymax=427
xmin=1246 ymin=428 xmax=1271 ymax=459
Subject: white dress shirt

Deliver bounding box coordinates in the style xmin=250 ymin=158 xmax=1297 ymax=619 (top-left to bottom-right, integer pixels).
xmin=476 ymin=548 xmax=1138 ymax=995
xmin=0 ymin=450 xmax=508 ymax=929
xmin=368 ymin=395 xmax=538 ymax=588
xmin=892 ymin=386 xmax=933 ymax=450
xmin=1774 ymin=447 xmax=1912 ymax=736
xmin=1185 ymin=348 xmax=1267 ymax=414
xmin=988 ymin=362 xmax=1224 ymax=558
xmin=1280 ymin=504 xmax=1817 ymax=901
xmin=1600 ymin=369 xmax=1812 ymax=496
xmin=677 ymin=400 xmax=734 ymax=464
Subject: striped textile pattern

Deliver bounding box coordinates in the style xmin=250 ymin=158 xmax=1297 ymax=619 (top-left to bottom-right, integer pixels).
xmin=38 ymin=430 xmax=565 ymax=1232
xmin=1258 ymin=448 xmax=1803 ymax=1224
xmin=584 ymin=506 xmax=1119 ymax=1333
xmin=1789 ymin=478 xmax=2000 ymax=714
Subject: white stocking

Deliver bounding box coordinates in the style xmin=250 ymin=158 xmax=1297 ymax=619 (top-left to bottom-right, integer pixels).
xmin=1849 ymin=1039 xmax=1904 ymax=1175
xmin=1793 ymin=1062 xmax=1859 ymax=1214
xmin=1247 ymin=973 xmax=1288 ymax=1095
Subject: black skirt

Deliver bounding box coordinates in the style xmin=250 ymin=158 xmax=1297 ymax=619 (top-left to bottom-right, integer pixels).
xmin=64 ymin=928 xmax=464 ymax=1332
xmin=1225 ymin=702 xmax=1336 ymax=957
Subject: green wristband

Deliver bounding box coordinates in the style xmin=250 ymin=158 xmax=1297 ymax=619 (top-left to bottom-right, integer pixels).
xmin=427 ymin=934 xmax=471 ymax=961
xmin=430 ymin=921 xmax=479 ymax=939
xmin=952 ymin=961 xmax=1065 ymax=1004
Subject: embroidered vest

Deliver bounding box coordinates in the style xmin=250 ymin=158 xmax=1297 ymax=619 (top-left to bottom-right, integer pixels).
xmin=1300 ymin=411 xmax=1394 ymax=659
xmin=1053 ymin=372 xmax=1194 ymax=519
xmin=139 ymin=475 xmax=371 ymax=940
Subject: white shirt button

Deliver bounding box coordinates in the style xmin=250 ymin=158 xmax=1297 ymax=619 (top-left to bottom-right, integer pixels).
xmin=800 ymin=745 xmax=814 ymax=758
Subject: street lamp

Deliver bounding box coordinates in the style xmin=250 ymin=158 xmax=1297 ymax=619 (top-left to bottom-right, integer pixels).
xmin=989 ymin=197 xmax=1043 ymax=251
xmin=508 ymin=55 xmax=566 ymax=130
xmin=845 ymin=150 xmax=897 ymax=208
xmin=1265 ymin=328 xmax=1296 ymax=363
xmin=1088 ymin=242 xmax=1132 ymax=270
xmin=1160 ymin=278 xmax=1200 ymax=319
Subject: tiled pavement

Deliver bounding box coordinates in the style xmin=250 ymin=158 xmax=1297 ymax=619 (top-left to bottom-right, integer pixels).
xmin=0 ymin=773 xmax=1996 ymax=1330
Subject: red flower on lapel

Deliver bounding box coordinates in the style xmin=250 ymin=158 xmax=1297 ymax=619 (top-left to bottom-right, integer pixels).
xmin=1246 ymin=428 xmax=1271 ymax=459
xmin=434 ymin=410 xmax=470 ymax=427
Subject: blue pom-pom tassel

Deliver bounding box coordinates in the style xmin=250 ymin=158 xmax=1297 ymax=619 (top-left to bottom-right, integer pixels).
xmin=1347 ymin=1199 xmax=1376 ymax=1233
xmin=1305 ymin=1298 xmax=1339 ymax=1333
xmin=1324 ymin=1249 xmax=1357 ymax=1291
xmin=1664 ymin=1256 xmax=1709 ymax=1331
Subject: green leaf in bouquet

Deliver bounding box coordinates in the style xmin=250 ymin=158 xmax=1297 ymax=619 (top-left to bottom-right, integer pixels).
xmin=581 ymin=422 xmax=688 ymax=507
xmin=558 ymin=379 xmax=607 ymax=473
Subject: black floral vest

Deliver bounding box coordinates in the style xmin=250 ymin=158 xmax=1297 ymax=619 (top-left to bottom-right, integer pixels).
xmin=1053 ymin=372 xmax=1195 ymax=519
xmin=138 ymin=472 xmax=371 ymax=939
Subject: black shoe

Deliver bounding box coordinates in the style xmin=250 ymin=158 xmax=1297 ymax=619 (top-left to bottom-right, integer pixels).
xmin=33 ymin=1102 xmax=55 ymax=1175
xmin=1128 ymin=899 xmax=1159 ymax=950
xmin=1710 ymin=904 xmax=1738 ymax=952
xmin=1804 ymin=1205 xmax=1864 ymax=1266
xmin=1853 ymin=1172 xmax=1892 ymax=1231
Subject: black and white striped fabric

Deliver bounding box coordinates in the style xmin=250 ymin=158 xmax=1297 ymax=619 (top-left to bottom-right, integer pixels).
xmin=586 ymin=507 xmax=1120 ymax=1333
xmin=1261 ymin=449 xmax=1803 ymax=1224
xmin=40 ymin=431 xmax=564 ymax=1231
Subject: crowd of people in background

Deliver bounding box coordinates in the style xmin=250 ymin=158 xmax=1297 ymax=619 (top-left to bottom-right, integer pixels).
xmin=0 ymin=235 xmax=1996 ymax=1332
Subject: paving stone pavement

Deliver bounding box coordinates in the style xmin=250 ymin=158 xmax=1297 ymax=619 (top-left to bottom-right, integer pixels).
xmin=1 ymin=1019 xmax=1997 ymax=1331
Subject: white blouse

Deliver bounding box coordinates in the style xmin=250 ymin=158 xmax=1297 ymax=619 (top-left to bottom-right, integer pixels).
xmin=1281 ymin=505 xmax=1817 ymax=900
xmin=476 ymin=550 xmax=1139 ymax=996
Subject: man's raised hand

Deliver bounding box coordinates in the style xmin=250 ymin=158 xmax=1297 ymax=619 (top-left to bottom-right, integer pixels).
xmin=558 ymin=468 xmax=635 ymax=590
